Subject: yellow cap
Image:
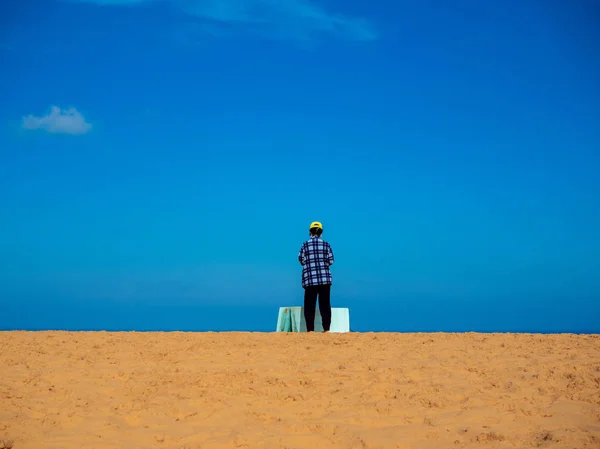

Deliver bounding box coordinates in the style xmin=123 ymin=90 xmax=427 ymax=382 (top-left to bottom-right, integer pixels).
xmin=309 ymin=221 xmax=323 ymax=230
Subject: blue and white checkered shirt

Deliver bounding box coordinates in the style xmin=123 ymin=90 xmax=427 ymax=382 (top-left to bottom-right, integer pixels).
xmin=298 ymin=236 xmax=334 ymax=288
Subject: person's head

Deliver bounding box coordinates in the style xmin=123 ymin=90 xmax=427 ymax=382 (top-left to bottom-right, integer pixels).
xmin=309 ymin=221 xmax=323 ymax=237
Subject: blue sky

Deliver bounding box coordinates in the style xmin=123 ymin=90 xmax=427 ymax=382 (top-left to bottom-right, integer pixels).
xmin=1 ymin=0 xmax=599 ymax=332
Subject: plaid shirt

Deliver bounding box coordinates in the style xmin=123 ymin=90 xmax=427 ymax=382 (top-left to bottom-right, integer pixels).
xmin=298 ymin=236 xmax=334 ymax=287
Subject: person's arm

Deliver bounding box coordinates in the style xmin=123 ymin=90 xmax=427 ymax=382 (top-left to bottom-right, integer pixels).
xmin=298 ymin=243 xmax=306 ymax=266
xmin=327 ymin=243 xmax=334 ymax=266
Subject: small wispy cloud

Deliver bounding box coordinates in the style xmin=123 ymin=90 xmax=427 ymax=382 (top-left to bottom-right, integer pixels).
xmin=65 ymin=0 xmax=377 ymax=41
xmin=22 ymin=106 xmax=92 ymax=135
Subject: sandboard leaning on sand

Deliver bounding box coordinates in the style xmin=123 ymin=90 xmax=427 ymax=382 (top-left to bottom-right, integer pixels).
xmin=275 ymin=307 xmax=350 ymax=333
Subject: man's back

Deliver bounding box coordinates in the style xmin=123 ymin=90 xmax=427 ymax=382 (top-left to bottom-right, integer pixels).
xmin=299 ymin=221 xmax=334 ymax=332
xmin=298 ymin=236 xmax=334 ymax=288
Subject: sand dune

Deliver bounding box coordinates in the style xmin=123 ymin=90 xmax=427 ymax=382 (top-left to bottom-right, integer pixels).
xmin=1 ymin=331 xmax=599 ymax=449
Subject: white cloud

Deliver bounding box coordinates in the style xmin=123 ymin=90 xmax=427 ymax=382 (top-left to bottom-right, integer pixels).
xmin=185 ymin=0 xmax=377 ymax=41
xmin=22 ymin=106 xmax=92 ymax=135
xmin=65 ymin=0 xmax=377 ymax=41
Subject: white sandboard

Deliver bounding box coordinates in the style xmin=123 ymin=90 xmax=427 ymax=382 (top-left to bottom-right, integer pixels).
xmin=276 ymin=306 xmax=350 ymax=333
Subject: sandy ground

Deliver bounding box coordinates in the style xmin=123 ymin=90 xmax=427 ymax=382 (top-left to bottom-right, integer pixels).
xmin=1 ymin=331 xmax=599 ymax=449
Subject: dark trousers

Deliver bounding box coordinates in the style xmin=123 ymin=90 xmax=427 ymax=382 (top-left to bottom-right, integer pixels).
xmin=303 ymin=284 xmax=332 ymax=332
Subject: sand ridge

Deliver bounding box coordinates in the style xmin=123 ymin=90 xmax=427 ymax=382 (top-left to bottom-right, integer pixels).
xmin=1 ymin=331 xmax=599 ymax=449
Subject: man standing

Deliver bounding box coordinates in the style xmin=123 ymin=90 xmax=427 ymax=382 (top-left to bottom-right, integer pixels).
xmin=298 ymin=221 xmax=335 ymax=332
